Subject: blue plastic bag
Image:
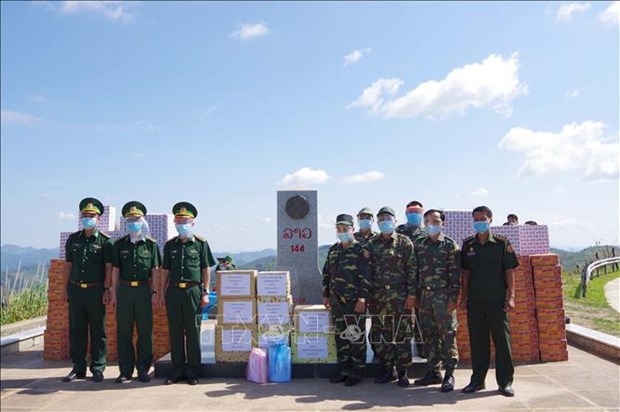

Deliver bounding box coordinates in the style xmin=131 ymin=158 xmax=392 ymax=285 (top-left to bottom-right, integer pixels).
xmin=268 ymin=343 xmax=291 ymax=382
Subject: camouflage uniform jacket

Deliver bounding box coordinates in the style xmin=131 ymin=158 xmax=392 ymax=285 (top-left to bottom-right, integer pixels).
xmin=322 ymin=240 xmax=371 ymax=301
xmin=396 ymin=224 xmax=427 ymax=245
xmin=366 ymin=232 xmax=416 ymax=297
xmin=414 ymin=233 xmax=461 ymax=302
xmin=353 ymin=230 xmax=379 ymax=247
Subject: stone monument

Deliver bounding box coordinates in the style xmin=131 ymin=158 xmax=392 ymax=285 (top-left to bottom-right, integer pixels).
xmin=276 ymin=190 xmax=322 ymax=305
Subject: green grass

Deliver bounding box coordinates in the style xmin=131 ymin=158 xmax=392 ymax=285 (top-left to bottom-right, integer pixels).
xmin=0 ymin=283 xmax=48 ymax=326
xmin=562 ymin=269 xmax=620 ymax=337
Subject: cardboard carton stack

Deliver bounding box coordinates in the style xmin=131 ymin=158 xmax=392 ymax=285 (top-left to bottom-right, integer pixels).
xmin=291 ymin=305 xmax=336 ymax=364
xmin=215 ymin=270 xmax=258 ymax=363
xmin=531 ymin=254 xmax=568 ymax=362
xmin=256 ymin=271 xmax=293 ymax=348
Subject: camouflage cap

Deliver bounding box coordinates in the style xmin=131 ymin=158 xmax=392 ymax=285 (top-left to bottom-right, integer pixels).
xmin=377 ymin=206 xmax=396 ymax=217
xmin=217 ymin=255 xmax=233 ymax=263
xmin=172 ymin=202 xmax=197 ymax=219
xmin=357 ymin=207 xmax=374 ymax=217
xmin=336 ymin=214 xmax=354 ymax=226
xmin=79 ymin=197 xmax=104 ymax=215
xmin=122 ymin=201 xmax=147 ymax=218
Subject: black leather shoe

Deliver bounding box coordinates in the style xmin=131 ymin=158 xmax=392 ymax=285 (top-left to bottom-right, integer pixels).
xmin=329 ymin=374 xmax=347 ymax=383
xmin=187 ymin=378 xmax=199 ymax=385
xmin=137 ymin=371 xmax=151 ymax=383
xmin=441 ymin=375 xmax=455 ymax=392
xmin=499 ymin=384 xmax=515 ymax=397
xmin=414 ymin=371 xmax=443 ymax=386
xmin=462 ymin=381 xmax=485 ymax=393
xmin=344 ymin=376 xmax=361 ymax=387
xmin=92 ymin=371 xmax=104 ymax=383
xmin=397 ymin=369 xmax=410 ymax=387
xmin=164 ymin=377 xmax=179 ymax=385
xmin=374 ymin=367 xmax=396 ymax=384
xmin=62 ymin=370 xmax=85 ymax=382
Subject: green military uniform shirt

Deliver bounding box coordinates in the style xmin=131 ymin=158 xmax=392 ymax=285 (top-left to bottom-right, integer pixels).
xmin=461 ymin=232 xmax=519 ymax=303
xmin=163 ymin=235 xmax=215 ymax=282
xmin=414 ymin=233 xmax=461 ymax=302
xmin=353 ymin=230 xmax=379 ymax=247
xmin=366 ymin=232 xmax=416 ymax=297
xmin=396 ymin=224 xmax=427 ymax=245
xmin=322 ymin=240 xmax=371 ymax=300
xmin=112 ymin=235 xmax=162 ymax=281
xmin=65 ymin=230 xmax=114 ymax=282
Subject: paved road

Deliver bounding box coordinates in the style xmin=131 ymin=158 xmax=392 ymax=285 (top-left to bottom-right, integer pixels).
xmin=1 ymin=344 xmax=619 ymax=411
xmin=605 ymin=277 xmax=620 ymax=313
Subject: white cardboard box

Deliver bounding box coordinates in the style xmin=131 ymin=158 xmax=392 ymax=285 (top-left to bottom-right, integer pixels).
xmin=257 ymin=271 xmax=291 ymax=296
xmin=216 ymin=270 xmax=257 ymax=298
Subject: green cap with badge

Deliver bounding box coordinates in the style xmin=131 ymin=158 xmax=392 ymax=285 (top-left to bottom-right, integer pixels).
xmin=79 ymin=197 xmax=104 ymax=215
xmin=336 ymin=214 xmax=354 ymax=226
xmin=377 ymin=206 xmax=396 ymax=218
xmin=357 ymin=207 xmax=374 ymax=217
xmin=122 ymin=201 xmax=147 ymax=218
xmin=172 ymin=202 xmax=197 ymax=219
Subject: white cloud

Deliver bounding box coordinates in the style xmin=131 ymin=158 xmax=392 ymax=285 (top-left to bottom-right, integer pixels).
xmin=57 ymin=212 xmax=76 ymax=221
xmin=232 ymin=22 xmax=269 ymax=40
xmin=0 ymin=110 xmax=42 ymax=125
xmin=348 ymin=53 xmax=527 ymax=119
xmin=341 ymin=171 xmax=385 ymax=184
xmin=598 ymin=1 xmax=620 ymax=25
xmin=498 ymin=120 xmax=619 ymax=181
xmin=468 ymin=188 xmax=490 ymax=197
xmin=261 ymin=217 xmax=272 ymax=224
xmin=277 ymin=167 xmax=330 ymax=189
xmin=343 ymin=48 xmax=372 ymax=66
xmin=565 ymin=88 xmax=580 ymax=98
xmin=55 ymin=1 xmax=133 ymax=22
xmin=557 ymin=2 xmax=591 ymax=21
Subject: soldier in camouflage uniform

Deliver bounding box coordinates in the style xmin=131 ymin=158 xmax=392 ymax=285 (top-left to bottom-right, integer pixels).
xmin=366 ymin=206 xmax=416 ymax=387
xmin=354 ymin=207 xmax=378 ymax=246
xmin=412 ymin=209 xmax=461 ymax=392
xmin=395 ymin=200 xmax=426 ymax=359
xmin=322 ymin=214 xmax=371 ymax=387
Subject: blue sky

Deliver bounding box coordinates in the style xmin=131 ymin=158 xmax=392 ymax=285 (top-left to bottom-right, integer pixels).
xmin=1 ymin=1 xmax=618 ymax=251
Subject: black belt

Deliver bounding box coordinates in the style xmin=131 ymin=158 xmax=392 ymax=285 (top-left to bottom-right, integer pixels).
xmin=70 ymin=280 xmax=102 ymax=289
xmin=170 ymin=281 xmax=201 ymax=289
xmin=120 ymin=279 xmax=149 ymax=287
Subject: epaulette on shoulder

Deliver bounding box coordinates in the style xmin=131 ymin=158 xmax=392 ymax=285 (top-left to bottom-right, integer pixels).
xmin=462 ymin=234 xmax=475 ymax=244
xmin=493 ymin=233 xmax=508 ymax=241
xmin=99 ymin=232 xmax=110 ymax=239
xmin=146 ymin=236 xmax=157 ymax=243
xmin=443 ymin=235 xmax=456 ymax=243
xmin=194 ymin=234 xmax=205 ymax=242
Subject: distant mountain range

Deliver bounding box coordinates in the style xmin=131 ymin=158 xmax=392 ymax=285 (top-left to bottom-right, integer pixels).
xmin=1 ymin=243 xmax=618 ymax=291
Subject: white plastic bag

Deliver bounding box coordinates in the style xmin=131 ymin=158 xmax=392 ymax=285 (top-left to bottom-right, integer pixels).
xmin=246 ymin=347 xmax=268 ymax=384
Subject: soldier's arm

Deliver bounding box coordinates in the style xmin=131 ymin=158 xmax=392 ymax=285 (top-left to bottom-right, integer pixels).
xmin=150 ymin=242 xmax=162 ymax=297
xmin=503 ymin=239 xmax=519 ymax=310
xmin=62 ymin=238 xmax=73 ymax=302
xmin=459 ymin=243 xmax=470 ymax=308
xmin=103 ymin=239 xmax=114 ymax=290
xmin=321 ymin=247 xmax=333 ymax=298
xmin=201 ymin=241 xmax=215 ymax=293
xmin=357 ymin=246 xmax=371 ymax=300
xmin=447 ymin=244 xmax=461 ymax=303
xmin=405 ymin=239 xmax=417 ymax=298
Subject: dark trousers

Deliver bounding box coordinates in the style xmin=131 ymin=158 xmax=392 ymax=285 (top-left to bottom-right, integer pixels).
xmin=67 ymin=284 xmax=107 ymax=374
xmin=467 ymin=300 xmax=514 ymax=387
xmin=165 ymin=286 xmax=202 ymax=379
xmin=330 ymin=295 xmax=367 ymax=378
xmin=116 ymin=284 xmax=153 ymax=377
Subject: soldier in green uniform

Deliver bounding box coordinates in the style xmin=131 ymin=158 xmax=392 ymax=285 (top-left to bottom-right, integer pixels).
xmin=215 ymin=255 xmax=237 ymax=271
xmin=161 ymin=202 xmax=215 ymax=385
xmin=62 ymin=197 xmax=113 ymax=383
xmin=110 ymin=201 xmax=161 ymax=383
xmin=460 ymin=205 xmax=519 ymax=397
xmin=366 ymin=206 xmax=416 ymax=387
xmin=412 ymin=209 xmax=461 ymax=392
xmin=354 ymin=207 xmax=378 ymax=246
xmin=322 ymin=214 xmax=371 ymax=387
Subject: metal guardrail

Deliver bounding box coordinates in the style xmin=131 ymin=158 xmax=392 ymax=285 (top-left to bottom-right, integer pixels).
xmin=581 ymin=257 xmax=620 ymax=297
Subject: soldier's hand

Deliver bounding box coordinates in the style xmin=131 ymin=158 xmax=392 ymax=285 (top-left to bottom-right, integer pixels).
xmin=109 ymin=291 xmax=117 ymax=308
xmin=404 ymin=296 xmax=417 ymax=310
xmin=323 ymin=297 xmax=331 ymax=309
xmin=200 ymin=293 xmax=209 ymax=309
xmin=354 ymin=299 xmax=366 ymax=313
xmin=447 ymin=299 xmax=457 ymax=313
xmin=102 ymin=290 xmax=111 ymax=305
xmin=150 ymin=293 xmax=158 ymax=310
xmin=504 ymin=296 xmax=515 ymax=312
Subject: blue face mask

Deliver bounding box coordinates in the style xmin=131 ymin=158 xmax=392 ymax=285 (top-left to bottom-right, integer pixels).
xmin=358 ymin=219 xmax=372 ymax=231
xmin=378 ymin=219 xmax=395 ymax=234
xmin=473 ymin=221 xmax=490 ymax=234
xmin=127 ymin=221 xmax=143 ymax=233
xmin=406 ymin=213 xmax=423 ymax=227
xmin=81 ymin=217 xmax=97 ymax=230
xmin=426 ymin=224 xmax=442 ymax=236
xmin=176 ymin=223 xmax=192 ymax=237
xmin=337 ymin=232 xmax=354 ymax=243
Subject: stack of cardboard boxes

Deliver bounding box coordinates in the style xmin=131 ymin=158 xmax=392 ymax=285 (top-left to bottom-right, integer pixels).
xmin=256 ymin=271 xmax=293 ymax=348
xmin=291 ymin=305 xmax=336 ymax=364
